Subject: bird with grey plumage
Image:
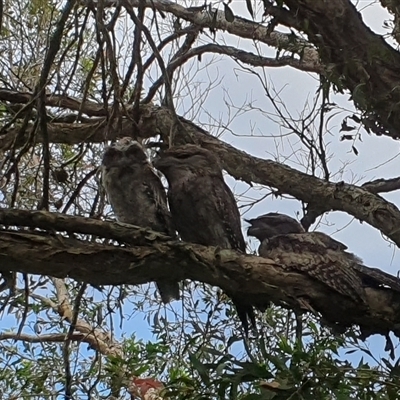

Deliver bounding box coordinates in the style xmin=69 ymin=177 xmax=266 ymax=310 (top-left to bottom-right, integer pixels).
xmin=246 ymin=213 xmax=400 ymax=302
xmin=101 ymin=138 xmax=180 ymax=304
xmin=154 ymin=144 xmax=256 ymax=335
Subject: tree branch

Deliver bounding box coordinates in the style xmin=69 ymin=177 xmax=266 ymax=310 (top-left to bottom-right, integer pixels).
xmin=282 ymin=0 xmax=400 ymax=139
xmin=92 ymin=0 xmax=319 ymax=71
xmin=96 ymin=0 xmax=400 ymax=139
xmin=361 ymin=177 xmax=400 ymax=194
xmin=2 ymin=103 xmax=400 ymax=247
xmin=139 ymin=106 xmax=400 ymax=247
xmin=1 ymin=209 xmax=400 ymax=339
xmin=0 ymin=332 xmax=88 ymax=343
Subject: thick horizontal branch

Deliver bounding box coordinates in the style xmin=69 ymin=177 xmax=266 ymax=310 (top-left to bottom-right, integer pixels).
xmin=0 ymin=118 xmax=129 ymax=150
xmin=138 ymin=106 xmax=400 ymax=248
xmin=0 ymin=208 xmax=171 ymax=245
xmin=0 ymin=332 xmax=87 ymax=343
xmin=361 ymin=177 xmax=400 ymax=194
xmin=120 ymin=0 xmax=318 ymax=66
xmin=0 ymin=90 xmax=107 ymax=117
xmin=1 ymin=210 xmax=400 ymax=339
xmin=2 ymin=103 xmax=400 ymax=247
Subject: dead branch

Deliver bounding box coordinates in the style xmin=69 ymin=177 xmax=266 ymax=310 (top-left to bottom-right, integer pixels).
xmin=52 ymin=276 xmax=122 ymax=357
xmin=361 ymin=177 xmax=400 ymax=194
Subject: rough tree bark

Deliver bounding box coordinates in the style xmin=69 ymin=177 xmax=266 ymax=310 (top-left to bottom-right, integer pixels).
xmin=1 ymin=0 xmax=400 ymax=396
xmin=1 ymin=209 xmax=400 ymax=340
xmin=2 ymin=101 xmax=400 ymax=246
xmin=0 ymin=0 xmax=399 ymax=351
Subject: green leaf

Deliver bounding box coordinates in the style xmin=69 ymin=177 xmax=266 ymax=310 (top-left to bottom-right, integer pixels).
xmin=189 ymin=353 xmax=210 ymax=385
xmin=278 ymin=335 xmax=293 ymax=354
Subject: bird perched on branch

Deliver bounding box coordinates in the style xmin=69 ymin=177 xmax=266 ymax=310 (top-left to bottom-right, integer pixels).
xmin=246 ymin=213 xmax=400 ymax=302
xmin=154 ymin=144 xmax=256 ymax=335
xmin=101 ymin=138 xmax=180 ymax=304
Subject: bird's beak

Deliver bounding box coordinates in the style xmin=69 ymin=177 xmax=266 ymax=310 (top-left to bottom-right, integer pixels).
xmin=245 ymin=219 xmax=257 ymax=238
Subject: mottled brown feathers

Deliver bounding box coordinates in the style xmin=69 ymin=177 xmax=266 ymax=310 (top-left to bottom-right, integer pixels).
xmin=154 ymin=144 xmax=246 ymax=252
xmin=247 ymin=213 xmax=400 ymax=301
xmin=155 ymin=144 xmax=255 ymax=334
xmin=259 ymin=232 xmax=366 ymax=303
xmin=101 ymin=139 xmax=180 ymax=304
xmin=246 ymin=213 xmax=305 ymax=242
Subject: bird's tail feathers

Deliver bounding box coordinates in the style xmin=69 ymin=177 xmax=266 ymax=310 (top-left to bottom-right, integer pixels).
xmin=231 ymin=296 xmax=256 ymax=337
xmin=156 ymin=281 xmax=180 ymax=304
